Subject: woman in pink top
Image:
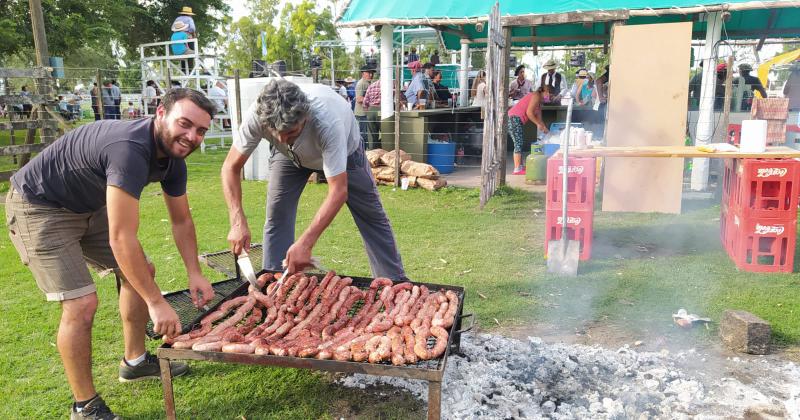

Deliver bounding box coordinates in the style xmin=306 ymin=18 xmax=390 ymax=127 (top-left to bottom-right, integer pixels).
xmin=507 ymin=87 xmax=549 ymax=175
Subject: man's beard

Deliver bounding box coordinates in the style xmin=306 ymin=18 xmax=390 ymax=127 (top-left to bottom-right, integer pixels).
xmin=155 ymin=120 xmax=196 ymax=159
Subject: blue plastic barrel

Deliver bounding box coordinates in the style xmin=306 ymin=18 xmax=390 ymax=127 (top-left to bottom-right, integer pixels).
xmin=427 ymin=143 xmax=456 ymax=174
xmin=542 ymin=143 xmax=560 ymax=157
xmin=49 ymin=56 xmax=64 ymax=79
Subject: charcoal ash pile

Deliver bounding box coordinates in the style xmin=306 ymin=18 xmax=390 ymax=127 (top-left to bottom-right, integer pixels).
xmin=339 ymin=333 xmax=800 ymax=419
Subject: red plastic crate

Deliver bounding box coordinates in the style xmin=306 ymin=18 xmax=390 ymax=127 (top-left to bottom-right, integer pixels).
xmin=727 ymin=124 xmax=741 ymax=146
xmin=729 ymin=159 xmax=800 ymax=220
xmin=546 ymin=157 xmax=597 ymax=212
xmin=544 ymin=209 xmax=593 ymax=261
xmin=729 ymin=212 xmax=796 ymax=273
xmin=721 ymin=158 xmax=738 ymax=205
xmin=720 ymin=202 xmax=736 ymax=256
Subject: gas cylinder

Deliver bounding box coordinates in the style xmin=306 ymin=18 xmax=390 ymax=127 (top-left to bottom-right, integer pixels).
xmin=525 ymin=144 xmax=547 ymax=184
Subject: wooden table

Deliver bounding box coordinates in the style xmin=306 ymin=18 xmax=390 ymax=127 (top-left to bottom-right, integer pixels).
xmin=555 ymin=145 xmax=800 ymax=159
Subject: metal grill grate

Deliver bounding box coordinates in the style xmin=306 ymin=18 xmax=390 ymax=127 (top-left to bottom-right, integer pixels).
xmin=146 ymin=278 xmax=246 ymax=339
xmin=164 ymin=270 xmax=465 ymax=371
xmin=199 ymin=244 xmax=263 ymax=277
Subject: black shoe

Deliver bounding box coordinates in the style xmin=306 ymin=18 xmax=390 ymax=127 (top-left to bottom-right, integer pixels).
xmin=118 ymin=352 xmax=188 ymax=382
xmin=70 ymin=395 xmax=120 ymax=420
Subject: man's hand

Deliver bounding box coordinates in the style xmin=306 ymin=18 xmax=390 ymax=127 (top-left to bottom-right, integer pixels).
xmin=227 ymin=221 xmax=251 ymax=256
xmin=284 ymin=241 xmax=313 ymax=274
xmin=148 ymin=299 xmax=182 ymax=338
xmin=188 ymin=273 xmax=215 ymax=308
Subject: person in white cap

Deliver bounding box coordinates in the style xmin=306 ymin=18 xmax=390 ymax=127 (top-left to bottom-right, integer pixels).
xmin=539 ymin=58 xmax=563 ymax=94
xmin=172 ymin=6 xmax=196 ymax=38
xmin=208 ymin=79 xmax=228 ymax=114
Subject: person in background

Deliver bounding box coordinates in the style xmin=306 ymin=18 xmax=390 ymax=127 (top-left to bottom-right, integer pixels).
xmin=101 ymin=81 xmax=116 ymax=120
xmin=126 ymin=101 xmax=137 ymax=119
xmin=344 ymin=76 xmax=356 ymax=111
xmin=363 ymin=76 xmax=382 ymax=149
xmin=90 ymin=83 xmax=100 ymax=121
xmin=688 ymin=62 xmax=703 ymax=109
xmin=405 ymin=61 xmax=427 ymax=109
xmin=422 ymin=62 xmax=437 ymax=103
xmin=20 ymin=85 xmax=33 ymax=119
xmin=432 ymin=70 xmax=451 ymax=105
xmin=408 ymin=47 xmax=419 ymax=63
xmin=6 ymin=88 xmax=216 ymax=419
xmin=58 ymin=95 xmax=71 ymax=120
xmin=571 ymin=69 xmax=593 ymax=106
xmin=594 ymin=65 xmax=610 ymax=127
xmin=430 ymin=50 xmax=441 ymax=66
xmin=539 ymin=59 xmax=563 ymax=95
xmin=403 ymin=51 xmax=409 ymax=65
xmin=208 ymin=79 xmax=228 ymax=115
xmin=785 ymin=60 xmax=800 ymax=111
xmin=715 ymin=63 xmax=728 ymax=110
xmin=507 ymin=87 xmax=549 ymax=175
xmin=111 ymin=81 xmax=122 ymax=120
xmin=144 ymin=80 xmax=160 ymax=115
xmin=735 ymin=63 xmax=768 ymax=111
xmin=509 ymin=65 xmax=532 ymax=101
xmin=221 ymin=79 xmax=406 ymax=280
xmin=471 ymin=70 xmax=488 ymax=107
xmin=354 ymin=65 xmax=375 ymax=148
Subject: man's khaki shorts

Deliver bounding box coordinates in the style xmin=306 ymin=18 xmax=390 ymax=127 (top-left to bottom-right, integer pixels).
xmin=5 ymin=188 xmax=119 ymax=301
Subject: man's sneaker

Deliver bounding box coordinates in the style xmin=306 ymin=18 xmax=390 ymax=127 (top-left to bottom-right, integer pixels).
xmin=512 ymin=167 xmax=526 ymax=175
xmin=70 ymin=395 xmax=120 ymax=420
xmin=119 ymin=352 xmax=189 ymax=382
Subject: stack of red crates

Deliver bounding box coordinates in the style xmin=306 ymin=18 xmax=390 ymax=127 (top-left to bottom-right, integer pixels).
xmin=720 ymin=158 xmax=800 ymax=272
xmin=544 ymin=156 xmax=596 ymax=261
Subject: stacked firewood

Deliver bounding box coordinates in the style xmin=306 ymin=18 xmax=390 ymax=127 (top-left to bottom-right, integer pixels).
xmin=165 ymin=272 xmax=459 ymax=365
xmin=367 ymin=149 xmax=447 ymax=191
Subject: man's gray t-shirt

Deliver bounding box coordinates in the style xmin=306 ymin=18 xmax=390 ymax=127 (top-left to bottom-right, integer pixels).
xmin=11 ymin=118 xmax=187 ymax=213
xmin=234 ymin=83 xmax=361 ymax=178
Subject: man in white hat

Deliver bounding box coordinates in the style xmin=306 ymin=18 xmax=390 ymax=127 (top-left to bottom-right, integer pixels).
xmin=539 ymin=58 xmax=563 ymax=95
xmin=172 ymin=6 xmax=196 ymax=38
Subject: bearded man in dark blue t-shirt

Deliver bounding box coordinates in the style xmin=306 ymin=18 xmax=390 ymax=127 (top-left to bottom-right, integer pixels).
xmin=6 ymin=88 xmax=217 ymax=419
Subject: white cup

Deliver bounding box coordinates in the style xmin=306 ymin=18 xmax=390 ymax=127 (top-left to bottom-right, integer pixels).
xmin=401 ymin=177 xmax=410 ymax=190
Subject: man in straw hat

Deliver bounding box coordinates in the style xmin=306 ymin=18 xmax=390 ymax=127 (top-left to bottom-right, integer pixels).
xmin=172 ymin=6 xmax=196 ymax=38
xmin=539 ymin=58 xmax=563 ymax=95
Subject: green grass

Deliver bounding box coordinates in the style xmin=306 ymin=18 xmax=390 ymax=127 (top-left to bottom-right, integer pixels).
xmin=1 ymin=147 xmax=800 ymax=418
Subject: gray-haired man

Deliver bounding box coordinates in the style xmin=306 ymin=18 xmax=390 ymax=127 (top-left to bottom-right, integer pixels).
xmin=221 ymin=80 xmax=405 ymax=279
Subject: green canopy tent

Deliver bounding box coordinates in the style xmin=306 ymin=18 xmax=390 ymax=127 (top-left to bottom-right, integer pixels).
xmin=338 ymin=1 xmax=800 ymax=49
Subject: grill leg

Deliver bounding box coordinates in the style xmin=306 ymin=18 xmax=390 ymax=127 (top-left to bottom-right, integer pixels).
xmin=160 ymin=357 xmax=177 ymax=420
xmin=427 ymin=380 xmax=442 ymax=420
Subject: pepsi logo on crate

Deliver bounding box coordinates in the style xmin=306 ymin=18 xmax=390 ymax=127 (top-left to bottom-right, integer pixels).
xmin=556 ymin=165 xmax=586 ymax=175
xmin=556 ymin=215 xmax=583 ymax=226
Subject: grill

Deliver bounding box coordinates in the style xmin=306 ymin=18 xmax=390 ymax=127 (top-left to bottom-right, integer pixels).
xmin=156 ymin=267 xmax=474 ymax=420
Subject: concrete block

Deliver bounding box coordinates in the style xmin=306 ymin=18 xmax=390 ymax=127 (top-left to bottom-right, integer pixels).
xmin=719 ymin=310 xmax=771 ymax=355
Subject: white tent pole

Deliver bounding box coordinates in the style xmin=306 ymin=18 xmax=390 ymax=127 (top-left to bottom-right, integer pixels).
xmin=691 ymin=11 xmax=723 ymax=191
xmin=459 ymin=39 xmax=470 ymax=107
xmin=381 ymin=24 xmax=394 ymax=120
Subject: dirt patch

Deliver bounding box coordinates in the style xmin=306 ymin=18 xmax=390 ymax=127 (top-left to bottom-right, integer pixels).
xmin=324 ymin=373 xmax=426 ymax=419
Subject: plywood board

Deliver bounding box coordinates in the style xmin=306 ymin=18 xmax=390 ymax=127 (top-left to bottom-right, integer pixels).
xmin=602 ymin=22 xmax=692 ymax=214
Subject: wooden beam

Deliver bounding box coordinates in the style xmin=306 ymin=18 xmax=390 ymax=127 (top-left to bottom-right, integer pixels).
xmin=474 ymin=34 xmax=608 ymax=44
xmin=0 ymin=120 xmax=52 ymax=130
xmin=0 ymin=67 xmax=51 ymax=78
xmin=0 ymin=94 xmax=51 ymax=106
xmin=757 ymin=10 xmax=779 ymax=51
xmin=531 ymin=27 xmax=537 ymax=55
xmin=501 ymin=10 xmax=629 ymax=27
xmin=432 ymin=25 xmax=472 ymax=41
xmin=0 ymin=143 xmax=47 ymax=157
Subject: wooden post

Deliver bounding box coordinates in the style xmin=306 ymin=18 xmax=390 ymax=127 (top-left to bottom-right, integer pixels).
xmin=394 ymin=64 xmax=402 ymax=187
xmin=312 ymin=68 xmax=319 ymax=84
xmin=166 ymin=66 xmax=172 ymax=90
xmin=531 ymin=27 xmax=537 ymax=56
xmin=159 ymin=357 xmax=177 ymax=420
xmin=96 ymin=69 xmax=105 ymax=120
xmin=721 ymin=55 xmax=734 ymax=140
xmin=498 ymin=26 xmax=511 ymax=186
xmin=427 ymin=380 xmax=442 ymax=420
xmin=25 ymin=0 xmax=54 ymax=163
